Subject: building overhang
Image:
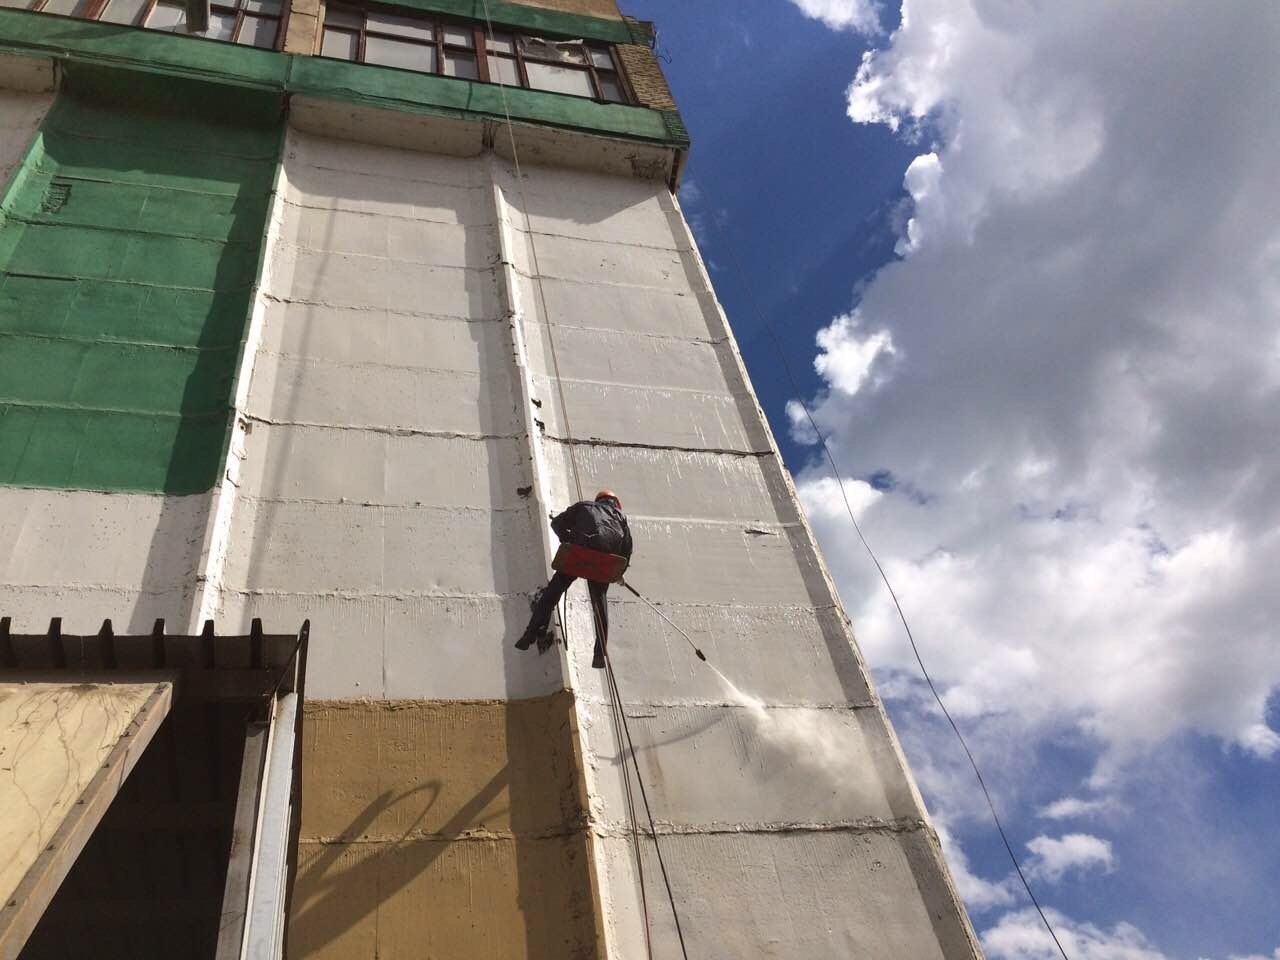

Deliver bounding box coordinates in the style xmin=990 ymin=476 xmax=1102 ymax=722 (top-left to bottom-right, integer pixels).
xmin=0 ymin=9 xmax=688 ymax=189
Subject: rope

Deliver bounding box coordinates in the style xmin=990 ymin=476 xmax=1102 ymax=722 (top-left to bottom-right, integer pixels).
xmin=725 ymin=252 xmax=1072 ymax=960
xmin=600 ymin=627 xmax=692 ymax=960
xmin=478 ymin=0 xmax=583 ymax=503
xmin=477 ymin=3 xmax=684 ymax=953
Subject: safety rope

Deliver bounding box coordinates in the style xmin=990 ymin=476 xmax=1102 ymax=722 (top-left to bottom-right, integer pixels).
xmin=725 ymin=250 xmax=1073 ymax=960
xmin=477 ymin=3 xmax=682 ymax=954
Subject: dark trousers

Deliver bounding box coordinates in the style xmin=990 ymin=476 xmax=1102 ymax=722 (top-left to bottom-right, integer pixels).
xmin=526 ymin=572 xmax=610 ymax=664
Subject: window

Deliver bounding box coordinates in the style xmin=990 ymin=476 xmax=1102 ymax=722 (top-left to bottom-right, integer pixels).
xmin=321 ymin=6 xmax=630 ymax=104
xmin=5 ymin=0 xmax=284 ymax=49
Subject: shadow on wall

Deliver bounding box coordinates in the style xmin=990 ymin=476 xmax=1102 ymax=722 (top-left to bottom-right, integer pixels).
xmin=0 ymin=61 xmax=284 ymax=631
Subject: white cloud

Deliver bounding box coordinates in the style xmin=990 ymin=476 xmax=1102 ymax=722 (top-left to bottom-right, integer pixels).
xmin=1024 ymin=833 xmax=1114 ymax=883
xmin=1038 ymin=796 xmax=1116 ymax=821
xmin=983 ymin=908 xmax=1169 ymax=960
xmin=936 ymin=823 xmax=1016 ymax=912
xmin=786 ymin=0 xmax=880 ymax=35
xmin=1224 ymin=951 xmax=1280 ymax=960
xmin=793 ymin=0 xmax=1280 ymax=784
xmin=812 ymin=312 xmax=896 ymax=396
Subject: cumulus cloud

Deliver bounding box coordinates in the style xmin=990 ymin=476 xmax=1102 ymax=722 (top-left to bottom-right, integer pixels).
xmin=786 ymin=0 xmax=881 ymax=35
xmin=1038 ymin=795 xmax=1116 ymax=821
xmin=936 ymin=823 xmax=1016 ymax=912
xmin=1024 ymin=833 xmax=1114 ymax=883
xmin=793 ymin=0 xmax=1280 ymax=785
xmin=983 ymin=908 xmax=1168 ymax=960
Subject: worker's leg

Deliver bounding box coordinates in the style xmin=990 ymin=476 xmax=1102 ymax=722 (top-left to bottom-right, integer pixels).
xmin=516 ymin=572 xmax=575 ymax=649
xmin=588 ymin=581 xmax=610 ymax=669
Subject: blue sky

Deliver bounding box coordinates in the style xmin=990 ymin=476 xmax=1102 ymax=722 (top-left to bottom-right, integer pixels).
xmin=624 ymin=2 xmax=1280 ymax=958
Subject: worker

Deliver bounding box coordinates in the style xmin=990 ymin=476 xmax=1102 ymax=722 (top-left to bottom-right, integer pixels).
xmin=516 ymin=490 xmax=633 ymax=669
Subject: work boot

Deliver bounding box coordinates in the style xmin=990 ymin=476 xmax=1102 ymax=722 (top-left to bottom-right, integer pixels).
xmin=515 ymin=628 xmax=536 ymax=651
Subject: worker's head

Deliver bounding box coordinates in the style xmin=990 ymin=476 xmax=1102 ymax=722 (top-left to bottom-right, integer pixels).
xmin=595 ymin=489 xmax=622 ymax=510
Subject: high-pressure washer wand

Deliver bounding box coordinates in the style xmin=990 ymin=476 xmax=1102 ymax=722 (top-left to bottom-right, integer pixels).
xmin=618 ymin=578 xmax=708 ymax=662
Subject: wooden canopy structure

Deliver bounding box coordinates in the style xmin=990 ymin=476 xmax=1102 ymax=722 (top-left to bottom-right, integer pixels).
xmin=0 ymin=618 xmax=309 ymax=960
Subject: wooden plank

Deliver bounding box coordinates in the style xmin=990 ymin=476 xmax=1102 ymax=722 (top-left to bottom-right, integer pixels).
xmin=0 ymin=679 xmax=174 ymax=960
xmin=216 ymin=720 xmax=269 ymax=960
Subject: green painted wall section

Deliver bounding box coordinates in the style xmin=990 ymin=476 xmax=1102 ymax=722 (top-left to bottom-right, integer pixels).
xmin=0 ymin=10 xmax=686 ymax=147
xmin=0 ymin=65 xmax=282 ymax=494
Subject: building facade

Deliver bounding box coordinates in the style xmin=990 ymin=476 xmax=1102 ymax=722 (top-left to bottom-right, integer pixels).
xmin=0 ymin=0 xmax=982 ymax=956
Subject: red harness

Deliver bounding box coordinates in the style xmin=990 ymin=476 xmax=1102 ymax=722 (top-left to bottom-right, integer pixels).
xmin=551 ymin=543 xmax=629 ymax=584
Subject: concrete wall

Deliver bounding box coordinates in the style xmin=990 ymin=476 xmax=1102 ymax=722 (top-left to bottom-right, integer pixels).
xmin=218 ymin=127 xmax=603 ymax=958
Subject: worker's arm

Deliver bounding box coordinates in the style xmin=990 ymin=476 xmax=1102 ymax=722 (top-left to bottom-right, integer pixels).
xmin=619 ymin=519 xmax=634 ymax=560
xmin=550 ymin=503 xmax=580 ymax=541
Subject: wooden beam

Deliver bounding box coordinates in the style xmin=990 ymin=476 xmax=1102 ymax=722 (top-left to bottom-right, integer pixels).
xmin=216 ymin=720 xmax=270 ymax=960
xmin=0 ymin=680 xmax=174 ymax=960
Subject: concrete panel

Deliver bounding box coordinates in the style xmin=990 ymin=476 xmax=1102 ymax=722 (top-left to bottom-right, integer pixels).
xmin=278 ymin=199 xmax=492 ymax=269
xmin=246 ymin=354 xmax=520 ymax=437
xmin=525 ymin=321 xmax=734 ymax=394
xmin=286 ymin=124 xmax=484 ymax=190
xmin=292 ymin=835 xmax=597 ymax=960
xmin=291 ymin=695 xmax=599 ymax=959
xmin=542 ymin=441 xmax=798 ymax=524
xmin=0 ymin=489 xmax=207 ymax=595
xmin=0 ymin=53 xmax=55 ymax=96
xmin=596 ymin=828 xmax=978 ymax=960
xmin=580 ymin=700 xmax=918 ymax=827
xmin=224 ymin=499 xmax=542 ymax=597
xmin=266 ymin=244 xmax=499 ymax=319
xmin=219 ymin=592 xmax=561 ymax=700
xmin=259 ymin=301 xmax=509 ymax=372
xmin=533 ymin=376 xmax=762 ymax=452
xmin=568 ymin=597 xmax=871 ymax=707
xmin=518 ymin=274 xmax=714 ymax=340
xmin=301 ymin=696 xmax=583 ymax=839
xmin=0 ymin=87 xmax=51 ymax=187
xmin=0 ymin=584 xmax=193 ymax=635
xmin=513 ymin=229 xmax=689 ymax=291
xmin=511 ymin=186 xmax=686 ymax=251
xmin=239 ymin=426 xmax=530 ymax=510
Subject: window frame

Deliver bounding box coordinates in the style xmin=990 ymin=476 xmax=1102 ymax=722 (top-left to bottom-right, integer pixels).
xmin=14 ymin=0 xmax=287 ymax=51
xmin=320 ymin=3 xmax=632 ymax=105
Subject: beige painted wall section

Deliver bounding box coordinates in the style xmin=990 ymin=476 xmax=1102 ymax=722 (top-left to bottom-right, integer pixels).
xmin=291 ymin=695 xmax=598 ymax=959
xmin=0 ymin=681 xmax=167 ymax=907
xmin=504 ymin=161 xmax=983 ymax=957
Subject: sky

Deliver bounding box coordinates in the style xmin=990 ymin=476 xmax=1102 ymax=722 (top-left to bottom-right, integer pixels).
xmin=621 ymin=1 xmax=1280 ymax=958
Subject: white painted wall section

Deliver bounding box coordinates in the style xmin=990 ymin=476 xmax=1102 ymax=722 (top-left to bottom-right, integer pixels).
xmin=218 ymin=129 xmax=559 ymax=702
xmin=504 ymin=161 xmax=982 ymax=958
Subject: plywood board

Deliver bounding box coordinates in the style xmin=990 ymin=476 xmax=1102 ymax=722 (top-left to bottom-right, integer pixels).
xmin=0 ymin=679 xmax=172 ymax=954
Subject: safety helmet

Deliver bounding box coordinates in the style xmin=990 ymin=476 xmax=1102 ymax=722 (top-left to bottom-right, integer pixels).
xmin=595 ymin=489 xmax=622 ymax=509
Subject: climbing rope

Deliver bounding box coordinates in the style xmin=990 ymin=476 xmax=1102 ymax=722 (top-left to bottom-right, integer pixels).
xmin=477 ymin=4 xmax=687 ymax=955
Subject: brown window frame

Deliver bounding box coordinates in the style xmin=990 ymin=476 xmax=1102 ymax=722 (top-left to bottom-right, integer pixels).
xmin=320 ymin=4 xmax=632 ymax=105
xmin=15 ymin=0 xmax=286 ymax=51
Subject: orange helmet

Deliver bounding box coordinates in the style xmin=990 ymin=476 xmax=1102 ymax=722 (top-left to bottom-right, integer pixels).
xmin=595 ymin=489 xmax=622 ymax=509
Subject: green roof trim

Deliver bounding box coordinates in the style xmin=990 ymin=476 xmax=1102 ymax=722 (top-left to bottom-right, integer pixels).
xmin=362 ymin=0 xmax=634 ymax=43
xmin=287 ymin=55 xmax=672 ymax=143
xmin=0 ymin=9 xmax=686 ymax=148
